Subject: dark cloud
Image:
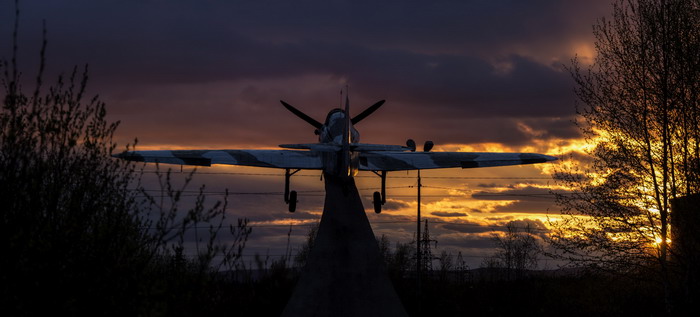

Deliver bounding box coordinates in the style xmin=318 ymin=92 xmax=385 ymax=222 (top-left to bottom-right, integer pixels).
xmin=485 ymin=215 xmax=515 ymax=221
xmin=446 ymin=234 xmax=496 ymax=249
xmin=503 ymin=218 xmax=549 ymax=231
xmin=431 ymin=211 xmax=468 ymax=218
xmin=472 ymin=185 xmax=554 ymax=200
xmin=382 ymin=199 xmax=411 ymax=211
xmin=477 ymin=183 xmax=514 ymax=188
xmin=519 ymin=117 xmax=582 ymax=141
xmin=49 ymin=33 xmax=577 ymax=119
xmin=360 ymin=196 xmax=412 ymax=212
xmin=489 ymin=199 xmax=556 ymax=214
xmin=471 ymin=186 xmax=567 ymax=213
xmin=6 ymin=1 xmax=610 ymax=56
xmin=439 ymin=222 xmax=493 ymax=234
xmin=2 ymin=0 xmax=598 ymax=148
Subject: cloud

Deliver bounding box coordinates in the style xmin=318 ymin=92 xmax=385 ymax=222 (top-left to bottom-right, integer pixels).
xmin=381 ymin=198 xmax=412 ymax=211
xmin=431 ymin=211 xmax=469 ymax=218
xmin=8 ymin=0 xmax=609 ymax=57
xmin=470 ymin=185 xmax=567 ymax=214
xmin=490 ymin=200 xmax=555 ymax=214
xmin=503 ymin=218 xmax=549 ymax=233
xmin=473 ymin=186 xmax=552 ymax=199
xmin=2 ymin=1 xmax=593 ymax=149
xmin=439 ymin=222 xmax=494 ymax=234
xmin=445 ymin=233 xmax=497 ymax=249
xmin=477 ymin=183 xmax=515 ymax=189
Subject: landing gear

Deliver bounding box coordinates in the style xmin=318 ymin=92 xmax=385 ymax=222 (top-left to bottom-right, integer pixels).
xmin=373 ymin=191 xmax=382 ymax=214
xmin=372 ymin=171 xmax=387 ymax=213
xmin=285 ymin=168 xmax=300 ymax=212
xmin=288 ymin=190 xmax=297 ymax=212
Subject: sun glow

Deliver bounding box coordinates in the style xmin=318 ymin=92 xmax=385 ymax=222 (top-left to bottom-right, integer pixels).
xmin=653 ymin=237 xmax=671 ymax=246
xmin=136 ymin=127 xmax=674 ymax=256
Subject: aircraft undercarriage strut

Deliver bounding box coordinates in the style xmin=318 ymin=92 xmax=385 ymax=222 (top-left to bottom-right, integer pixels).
xmin=371 ymin=170 xmax=387 ymax=214
xmin=285 ymin=168 xmax=301 ymax=212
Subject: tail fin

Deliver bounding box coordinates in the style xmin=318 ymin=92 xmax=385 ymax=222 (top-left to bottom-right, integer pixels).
xmin=341 ymin=88 xmax=352 ymax=176
xmin=344 ymin=91 xmax=351 ymax=146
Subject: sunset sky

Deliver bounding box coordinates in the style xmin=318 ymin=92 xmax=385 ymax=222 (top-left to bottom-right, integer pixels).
xmin=1 ymin=0 xmax=613 ymax=268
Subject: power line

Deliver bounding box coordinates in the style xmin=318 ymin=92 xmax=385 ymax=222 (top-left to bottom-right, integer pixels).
xmin=133 ymin=192 xmax=564 ymax=199
xmin=140 ymin=170 xmax=552 ymax=180
xmin=174 ymin=253 xmax=495 ymax=260
xmin=225 ymin=253 xmax=492 ymax=259
xmin=135 ymin=186 xmax=410 ymax=194
xmin=140 ymin=220 xmax=551 ymax=233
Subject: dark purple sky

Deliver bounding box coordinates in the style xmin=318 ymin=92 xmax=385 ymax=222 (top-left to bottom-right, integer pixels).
xmin=2 ymin=0 xmax=610 ymax=147
xmin=1 ymin=0 xmax=610 ymax=267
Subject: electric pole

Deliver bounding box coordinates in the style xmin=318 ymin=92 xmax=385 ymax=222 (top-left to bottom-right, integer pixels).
xmin=416 ymin=169 xmax=422 ymax=314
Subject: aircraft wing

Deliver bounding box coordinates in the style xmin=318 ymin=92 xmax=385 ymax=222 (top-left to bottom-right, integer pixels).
xmin=359 ymin=151 xmax=557 ymax=171
xmin=279 ymin=143 xmax=410 ymax=152
xmin=114 ymin=150 xmax=323 ymax=169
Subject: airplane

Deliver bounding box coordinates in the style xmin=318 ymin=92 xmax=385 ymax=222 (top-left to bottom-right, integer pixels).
xmin=115 ymin=93 xmax=558 ymax=213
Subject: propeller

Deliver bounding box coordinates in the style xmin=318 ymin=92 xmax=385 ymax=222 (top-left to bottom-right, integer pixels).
xmin=351 ymin=100 xmax=385 ymax=125
xmin=280 ymin=100 xmax=323 ymax=129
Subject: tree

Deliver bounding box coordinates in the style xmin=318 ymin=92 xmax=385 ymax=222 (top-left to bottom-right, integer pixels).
xmin=294 ymin=222 xmax=319 ymax=268
xmin=388 ymin=240 xmax=416 ymax=279
xmin=0 ymin=5 xmax=250 ymax=315
xmin=552 ymin=0 xmax=700 ymax=311
xmin=437 ymin=250 xmax=454 ymax=282
xmin=483 ymin=222 xmax=541 ymax=280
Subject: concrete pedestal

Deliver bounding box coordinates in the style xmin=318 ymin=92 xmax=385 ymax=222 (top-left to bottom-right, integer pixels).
xmin=281 ymin=174 xmax=407 ymax=317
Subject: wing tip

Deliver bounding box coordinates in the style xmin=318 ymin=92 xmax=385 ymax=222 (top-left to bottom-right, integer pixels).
xmin=544 ymin=154 xmax=559 ymax=162
xmin=112 ymin=151 xmax=144 ymax=162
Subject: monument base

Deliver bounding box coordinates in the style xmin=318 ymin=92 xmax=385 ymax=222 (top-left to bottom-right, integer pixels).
xmin=281 ymin=174 xmax=407 ymax=317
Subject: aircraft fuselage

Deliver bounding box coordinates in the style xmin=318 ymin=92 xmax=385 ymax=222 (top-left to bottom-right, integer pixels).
xmin=319 ymin=109 xmax=360 ymax=178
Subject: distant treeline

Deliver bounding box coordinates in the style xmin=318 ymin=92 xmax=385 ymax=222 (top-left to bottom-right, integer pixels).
xmin=222 ymin=227 xmax=665 ymax=316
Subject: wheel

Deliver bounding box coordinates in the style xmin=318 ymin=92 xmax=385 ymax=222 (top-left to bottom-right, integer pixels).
xmin=373 ymin=191 xmax=382 ymax=214
xmin=288 ymin=190 xmax=297 ymax=212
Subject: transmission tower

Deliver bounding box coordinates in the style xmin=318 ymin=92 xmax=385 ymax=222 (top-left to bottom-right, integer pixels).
xmin=419 ymin=219 xmax=437 ymax=272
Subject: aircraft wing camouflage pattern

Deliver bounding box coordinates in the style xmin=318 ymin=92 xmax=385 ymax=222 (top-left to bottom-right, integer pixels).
xmin=115 ymin=150 xmax=323 ymax=169
xmin=116 ymin=149 xmax=555 ymax=171
xmin=358 ymin=151 xmax=556 ymax=171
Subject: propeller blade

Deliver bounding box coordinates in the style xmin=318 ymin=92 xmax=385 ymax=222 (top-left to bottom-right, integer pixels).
xmin=280 ymin=100 xmax=323 ymax=129
xmin=351 ymin=100 xmax=385 ymax=125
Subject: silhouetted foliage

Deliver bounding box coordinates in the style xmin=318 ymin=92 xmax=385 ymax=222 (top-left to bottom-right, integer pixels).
xmin=294 ymin=221 xmax=319 ymax=268
xmin=482 ymin=222 xmax=541 ymax=280
xmin=553 ymin=0 xmax=700 ymax=312
xmin=376 ymin=235 xmax=664 ymax=316
xmin=0 ymin=5 xmax=250 ymax=315
xmin=377 ymin=234 xmax=415 ymax=280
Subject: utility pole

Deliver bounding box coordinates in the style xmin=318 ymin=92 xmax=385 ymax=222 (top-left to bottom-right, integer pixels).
xmin=416 ymin=169 xmax=422 ymax=314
